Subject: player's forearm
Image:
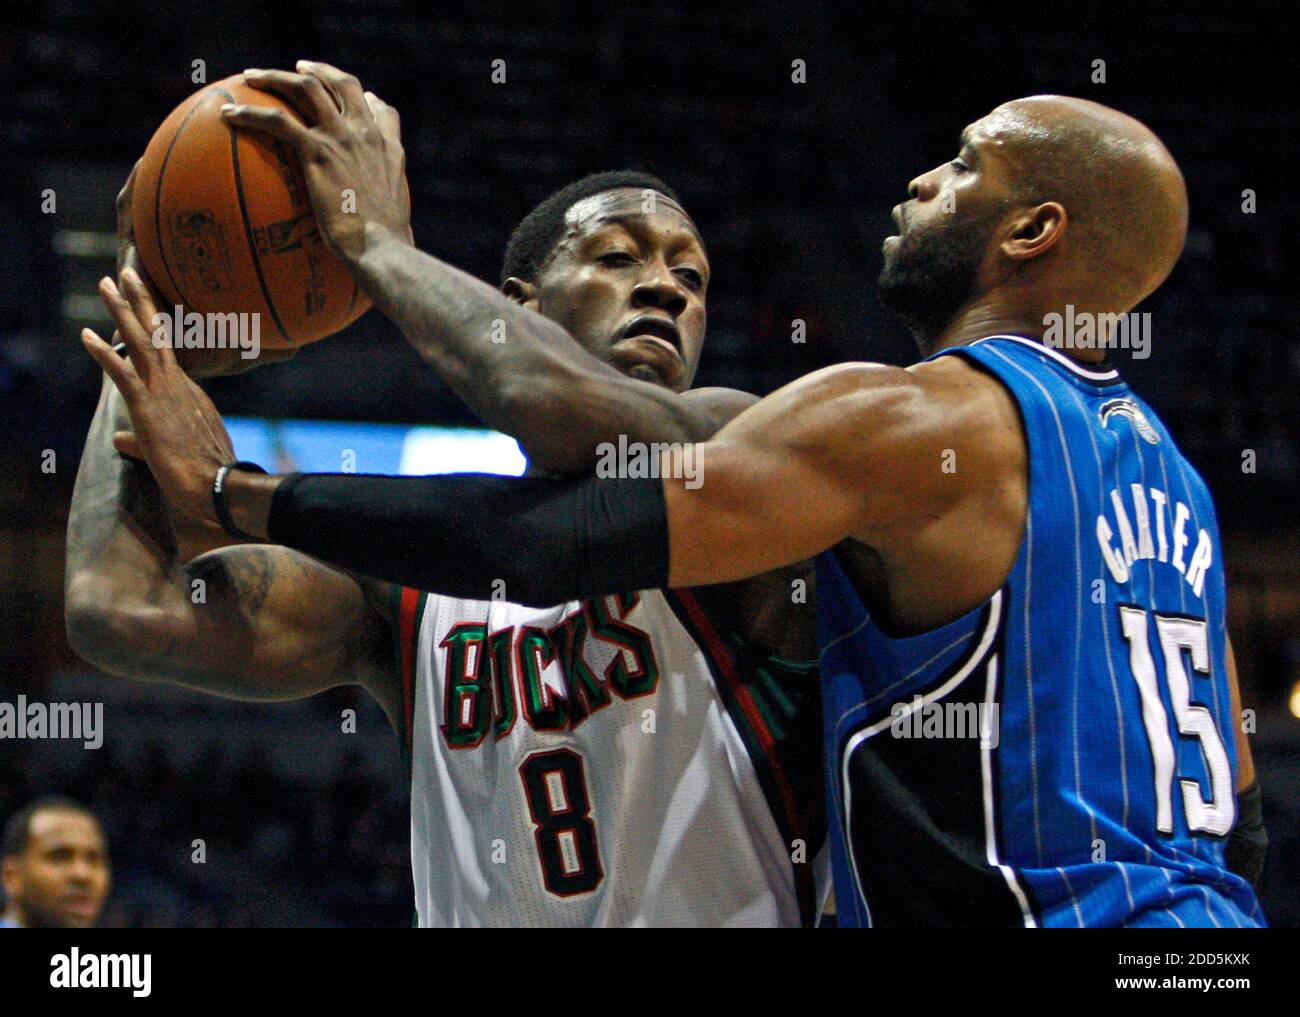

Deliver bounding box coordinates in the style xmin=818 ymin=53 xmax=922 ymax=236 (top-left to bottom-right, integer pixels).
xmin=65 ymin=378 xmax=178 ymax=603
xmin=65 ymin=381 xmax=183 ymax=666
xmin=352 ymin=230 xmax=706 ymax=473
xmin=218 ymin=436 xmax=838 ymax=601
xmin=64 ymin=378 xmax=231 ymax=676
xmin=216 ymin=469 xmax=669 ymax=605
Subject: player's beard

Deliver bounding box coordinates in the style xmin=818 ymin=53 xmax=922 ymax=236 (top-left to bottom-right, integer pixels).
xmin=876 ymin=202 xmax=1006 ymax=354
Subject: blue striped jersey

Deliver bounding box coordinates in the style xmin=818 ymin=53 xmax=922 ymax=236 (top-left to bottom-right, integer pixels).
xmin=816 ymin=334 xmax=1265 ymax=928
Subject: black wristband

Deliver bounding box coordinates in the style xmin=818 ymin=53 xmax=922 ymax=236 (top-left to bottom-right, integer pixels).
xmin=213 ymin=460 xmax=268 ymax=540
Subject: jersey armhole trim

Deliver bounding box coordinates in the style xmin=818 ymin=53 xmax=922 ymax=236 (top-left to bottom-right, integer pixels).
xmin=393 ymin=586 xmax=428 ymax=780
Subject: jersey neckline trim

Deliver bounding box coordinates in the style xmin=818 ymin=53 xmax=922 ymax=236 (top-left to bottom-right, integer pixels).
xmin=966 ymin=334 xmax=1122 ymax=384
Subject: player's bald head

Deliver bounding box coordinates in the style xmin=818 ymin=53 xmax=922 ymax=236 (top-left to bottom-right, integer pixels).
xmin=979 ymin=95 xmax=1188 ymax=309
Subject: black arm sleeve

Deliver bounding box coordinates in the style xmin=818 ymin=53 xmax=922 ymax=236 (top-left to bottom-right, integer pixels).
xmin=266 ymin=472 xmax=669 ymax=606
xmin=1226 ymin=780 xmax=1267 ymax=887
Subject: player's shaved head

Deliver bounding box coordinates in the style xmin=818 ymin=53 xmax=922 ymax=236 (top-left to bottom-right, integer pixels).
xmin=878 ymin=95 xmax=1189 ymax=351
xmin=984 ymin=95 xmax=1188 ymax=309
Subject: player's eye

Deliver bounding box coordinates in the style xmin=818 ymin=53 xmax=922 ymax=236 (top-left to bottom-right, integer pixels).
xmin=674 ymin=267 xmax=704 ymax=289
xmin=950 ymin=159 xmax=970 ymax=174
xmin=598 ymin=252 xmax=638 ymax=266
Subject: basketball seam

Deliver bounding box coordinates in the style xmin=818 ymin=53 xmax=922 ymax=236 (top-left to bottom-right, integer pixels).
xmin=152 ymin=91 xmax=215 ymax=308
xmin=220 ymin=87 xmax=293 ymax=345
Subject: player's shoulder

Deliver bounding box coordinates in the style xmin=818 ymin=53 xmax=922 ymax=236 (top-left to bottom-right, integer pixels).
xmin=907 ymin=353 xmax=1023 ymax=438
xmin=787 ymin=356 xmax=1014 ymax=442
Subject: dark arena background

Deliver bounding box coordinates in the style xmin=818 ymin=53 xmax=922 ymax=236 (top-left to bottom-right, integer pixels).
xmin=1 ymin=0 xmax=1297 ymax=934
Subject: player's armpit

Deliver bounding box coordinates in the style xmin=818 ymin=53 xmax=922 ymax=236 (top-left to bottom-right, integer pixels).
xmin=664 ymin=361 xmax=979 ymax=588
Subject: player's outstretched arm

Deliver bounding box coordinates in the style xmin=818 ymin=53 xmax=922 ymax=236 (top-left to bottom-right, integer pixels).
xmin=221 ymin=62 xmax=730 ymax=475
xmin=86 ymin=281 xmax=989 ymax=609
xmin=661 ymin=361 xmax=976 ymax=586
xmin=232 ymin=362 xmax=980 ymax=604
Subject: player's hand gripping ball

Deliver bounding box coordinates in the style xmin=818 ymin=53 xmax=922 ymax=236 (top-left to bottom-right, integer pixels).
xmin=132 ymin=73 xmax=372 ymax=349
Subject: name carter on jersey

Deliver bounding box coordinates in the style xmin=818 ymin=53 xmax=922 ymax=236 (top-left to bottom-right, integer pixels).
xmin=1095 ymin=483 xmax=1213 ymax=594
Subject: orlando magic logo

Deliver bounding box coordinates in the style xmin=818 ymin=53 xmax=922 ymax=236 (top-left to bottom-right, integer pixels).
xmin=1099 ymin=398 xmax=1160 ymax=444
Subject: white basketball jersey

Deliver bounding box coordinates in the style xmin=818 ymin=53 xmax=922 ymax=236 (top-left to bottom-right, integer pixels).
xmin=391 ymin=585 xmax=827 ymax=927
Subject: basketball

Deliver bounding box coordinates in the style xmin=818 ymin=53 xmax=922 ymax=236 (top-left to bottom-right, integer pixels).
xmin=132 ymin=73 xmax=369 ymax=349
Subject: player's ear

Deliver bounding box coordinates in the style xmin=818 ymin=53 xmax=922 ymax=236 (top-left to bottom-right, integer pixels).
xmin=502 ymin=277 xmax=538 ymax=309
xmin=1001 ymin=201 xmax=1066 ymax=262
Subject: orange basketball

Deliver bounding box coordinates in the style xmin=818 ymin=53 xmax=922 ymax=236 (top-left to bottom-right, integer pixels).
xmin=133 ymin=73 xmax=370 ymax=349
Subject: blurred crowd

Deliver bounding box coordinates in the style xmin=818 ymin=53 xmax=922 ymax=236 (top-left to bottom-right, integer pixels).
xmin=0 ymin=688 xmax=411 ymax=927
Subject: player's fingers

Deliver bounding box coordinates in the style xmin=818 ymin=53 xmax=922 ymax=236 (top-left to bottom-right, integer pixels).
xmin=112 ymin=431 xmax=145 ymax=460
xmin=364 ymin=91 xmax=402 ymax=142
xmin=81 ymin=327 xmax=138 ymax=392
xmin=220 ymin=104 xmax=313 ymax=151
xmin=120 ymin=266 xmax=161 ymax=335
xmin=363 ymin=92 xmax=407 ymax=190
xmin=242 ymin=68 xmax=339 ymax=126
xmin=98 ymin=276 xmax=163 ymax=381
xmin=298 ymin=60 xmax=367 ymax=119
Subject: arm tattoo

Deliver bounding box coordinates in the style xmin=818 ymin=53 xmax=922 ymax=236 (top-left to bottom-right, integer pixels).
xmin=186 ymin=546 xmax=276 ymax=619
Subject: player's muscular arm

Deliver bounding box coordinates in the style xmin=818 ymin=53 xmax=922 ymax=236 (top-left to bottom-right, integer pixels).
xmin=93 ymin=303 xmax=977 ymax=620
xmin=664 ymin=361 xmax=985 ymax=588
xmin=351 ymin=235 xmax=729 ymax=472
xmin=64 ymin=378 xmax=399 ymax=720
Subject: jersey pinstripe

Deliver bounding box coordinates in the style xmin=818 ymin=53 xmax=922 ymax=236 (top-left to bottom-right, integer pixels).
xmin=817 ymin=334 xmax=1265 ymax=928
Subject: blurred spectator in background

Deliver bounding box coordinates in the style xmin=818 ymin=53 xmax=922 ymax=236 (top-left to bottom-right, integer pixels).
xmin=1 ymin=796 xmax=110 ymax=928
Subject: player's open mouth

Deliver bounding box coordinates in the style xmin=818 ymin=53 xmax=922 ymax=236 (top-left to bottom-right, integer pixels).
xmin=618 ymin=315 xmax=682 ymax=357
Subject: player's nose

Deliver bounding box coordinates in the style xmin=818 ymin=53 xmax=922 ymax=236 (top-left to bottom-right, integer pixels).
xmin=631 ymin=264 xmax=687 ymax=315
xmin=907 ymin=168 xmax=943 ymax=203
